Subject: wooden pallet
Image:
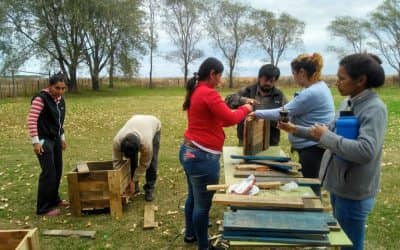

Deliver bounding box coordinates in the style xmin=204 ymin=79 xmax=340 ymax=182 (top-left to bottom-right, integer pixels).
xmin=243 ymin=118 xmax=270 ymax=155
xmin=0 ymin=228 xmax=40 ymax=250
xmin=67 ymin=160 xmax=131 ymax=219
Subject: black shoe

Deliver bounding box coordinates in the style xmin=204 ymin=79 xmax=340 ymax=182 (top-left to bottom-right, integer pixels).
xmin=144 ymin=190 xmax=154 ymax=201
xmin=183 ymin=235 xmax=197 ymax=243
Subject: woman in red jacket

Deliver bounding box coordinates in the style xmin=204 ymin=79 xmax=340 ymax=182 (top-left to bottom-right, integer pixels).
xmin=179 ymin=57 xmax=252 ymax=250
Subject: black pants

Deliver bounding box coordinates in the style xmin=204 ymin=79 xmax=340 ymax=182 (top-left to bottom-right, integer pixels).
xmin=129 ymin=131 xmax=161 ymax=192
xmin=295 ymin=145 xmax=325 ymax=196
xmin=36 ymin=138 xmax=62 ymax=214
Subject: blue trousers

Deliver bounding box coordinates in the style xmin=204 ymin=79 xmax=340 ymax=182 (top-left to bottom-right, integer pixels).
xmin=330 ymin=193 xmax=375 ymax=250
xmin=179 ymin=144 xmax=220 ymax=250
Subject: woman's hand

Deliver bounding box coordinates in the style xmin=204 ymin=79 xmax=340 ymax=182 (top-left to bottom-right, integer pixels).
xmin=33 ymin=143 xmax=44 ymax=155
xmin=62 ymin=140 xmax=67 ymax=151
xmin=277 ymin=121 xmax=297 ymax=134
xmin=247 ymin=111 xmax=258 ymax=121
xmin=242 ymin=104 xmax=253 ymax=112
xmin=310 ymin=124 xmax=328 ymax=140
xmin=242 ymin=98 xmax=260 ymax=106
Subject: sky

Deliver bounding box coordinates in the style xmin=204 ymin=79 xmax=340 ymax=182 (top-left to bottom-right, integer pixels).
xmin=137 ymin=0 xmax=395 ymax=78
xmin=23 ymin=0 xmax=395 ymax=78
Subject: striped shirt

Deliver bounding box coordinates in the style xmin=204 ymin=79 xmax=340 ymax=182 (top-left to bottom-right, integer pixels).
xmin=27 ymin=89 xmax=64 ymax=144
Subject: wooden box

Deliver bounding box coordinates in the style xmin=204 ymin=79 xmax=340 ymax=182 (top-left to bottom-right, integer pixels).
xmin=243 ymin=118 xmax=270 ymax=155
xmin=0 ymin=228 xmax=40 ymax=250
xmin=67 ymin=160 xmax=130 ymax=219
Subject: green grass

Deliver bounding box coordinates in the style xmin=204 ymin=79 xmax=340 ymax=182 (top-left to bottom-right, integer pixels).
xmin=0 ymin=85 xmax=399 ymax=250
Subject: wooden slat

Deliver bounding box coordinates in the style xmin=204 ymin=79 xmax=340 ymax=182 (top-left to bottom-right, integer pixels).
xmin=302 ymin=197 xmax=324 ymax=211
xmin=108 ymin=171 xmax=122 ymax=219
xmin=77 ymin=172 xmax=108 ymax=182
xmin=79 ymin=191 xmax=110 ymax=201
xmin=67 ymin=173 xmax=82 ymax=216
xmin=207 ymin=181 xmax=281 ymax=191
xmin=235 ymin=164 xmax=271 ymax=171
xmin=243 ymin=118 xmax=268 ymax=155
xmin=81 ymin=200 xmax=109 ymax=209
xmin=234 ymin=170 xmax=301 ymax=178
xmin=0 ymin=228 xmax=39 ymax=250
xmin=78 ymin=181 xmax=108 ymax=192
xmin=213 ymin=194 xmax=304 ymax=209
xmin=42 ymin=230 xmax=96 ymax=239
xmin=143 ymin=205 xmax=158 ymax=229
xmin=244 ymin=160 xmax=301 ymax=169
xmin=242 ymin=176 xmax=321 ymax=186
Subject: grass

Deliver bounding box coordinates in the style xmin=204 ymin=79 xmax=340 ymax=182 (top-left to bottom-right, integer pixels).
xmin=0 ymin=85 xmax=399 ymax=250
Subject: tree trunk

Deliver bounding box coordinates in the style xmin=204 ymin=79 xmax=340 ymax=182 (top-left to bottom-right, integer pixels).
xmin=67 ymin=65 xmax=78 ymax=92
xmin=109 ymin=52 xmax=114 ymax=88
xmin=184 ymin=62 xmax=188 ymax=88
xmin=92 ymin=70 xmax=100 ymax=91
xmin=397 ymin=68 xmax=400 ymax=86
xmin=149 ymin=47 xmax=154 ymax=88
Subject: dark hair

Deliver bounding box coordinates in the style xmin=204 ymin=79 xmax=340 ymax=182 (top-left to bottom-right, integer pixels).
xmin=258 ymin=64 xmax=280 ymax=81
xmin=120 ymin=133 xmax=140 ymax=158
xmin=49 ymin=71 xmax=66 ymax=85
xmin=183 ymin=57 xmax=224 ymax=110
xmin=339 ymin=53 xmax=385 ymax=88
xmin=291 ymin=53 xmax=323 ymax=82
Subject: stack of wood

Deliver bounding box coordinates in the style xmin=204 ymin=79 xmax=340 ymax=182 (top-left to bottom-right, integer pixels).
xmin=222 ymin=210 xmax=338 ymax=245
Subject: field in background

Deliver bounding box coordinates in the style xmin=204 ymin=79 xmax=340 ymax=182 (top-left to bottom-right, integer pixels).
xmin=0 ymin=85 xmax=399 ymax=249
xmin=1 ymin=75 xmax=399 ymax=98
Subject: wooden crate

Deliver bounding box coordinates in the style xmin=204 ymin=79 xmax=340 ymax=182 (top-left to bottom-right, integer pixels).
xmin=243 ymin=118 xmax=270 ymax=155
xmin=67 ymin=160 xmax=130 ymax=219
xmin=0 ymin=228 xmax=40 ymax=250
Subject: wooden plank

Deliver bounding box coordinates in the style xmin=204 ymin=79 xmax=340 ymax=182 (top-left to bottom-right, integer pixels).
xmin=79 ymin=191 xmax=110 ymax=201
xmin=67 ymin=173 xmax=82 ymax=216
xmin=213 ymin=194 xmax=304 ymax=209
xmin=302 ymin=197 xmax=324 ymax=211
xmin=245 ymin=160 xmax=295 ymax=172
xmin=231 ymin=154 xmax=291 ymax=162
xmin=25 ymin=228 xmax=40 ymax=250
xmin=78 ymin=181 xmax=108 ymax=192
xmin=0 ymin=229 xmax=39 ymax=250
xmin=81 ymin=200 xmax=109 ymax=209
xmin=77 ymin=162 xmax=89 ymax=173
xmin=223 ymin=235 xmax=329 ymax=245
xmin=235 ymin=164 xmax=271 ymax=171
xmin=143 ymin=205 xmax=158 ymax=229
xmin=245 ymin=159 xmax=302 ymax=169
xmin=77 ymin=172 xmax=108 ymax=182
xmin=108 ymin=171 xmax=122 ymax=219
xmin=207 ymin=182 xmax=281 ymax=191
xmin=86 ymin=161 xmax=113 ymax=171
xmin=243 ymin=176 xmax=321 ymax=186
xmin=243 ymin=118 xmax=268 ymax=155
xmin=42 ymin=230 xmax=96 ymax=239
xmin=234 ymin=170 xmax=301 ymax=178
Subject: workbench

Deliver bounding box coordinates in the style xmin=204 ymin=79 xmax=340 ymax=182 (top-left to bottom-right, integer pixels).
xmin=220 ymin=146 xmax=352 ymax=249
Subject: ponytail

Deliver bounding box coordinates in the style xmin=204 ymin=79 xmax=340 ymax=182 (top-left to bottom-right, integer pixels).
xmin=291 ymin=52 xmax=323 ymax=82
xmin=183 ymin=72 xmax=199 ymax=110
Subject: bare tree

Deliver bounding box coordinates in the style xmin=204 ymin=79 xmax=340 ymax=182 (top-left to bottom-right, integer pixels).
xmin=203 ymin=0 xmax=251 ymax=88
xmin=163 ymin=0 xmax=203 ymax=85
xmin=143 ymin=0 xmax=160 ymax=88
xmin=367 ymin=0 xmax=400 ymax=84
xmin=249 ymin=10 xmax=305 ymax=66
xmin=327 ymin=16 xmax=369 ymax=58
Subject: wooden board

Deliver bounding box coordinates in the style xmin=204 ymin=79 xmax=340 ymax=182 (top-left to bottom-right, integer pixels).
xmin=243 ymin=160 xmax=301 ymax=169
xmin=243 ymin=118 xmax=270 ymax=155
xmin=42 ymin=230 xmax=96 ymax=239
xmin=234 ymin=170 xmax=301 ymax=178
xmin=0 ymin=228 xmax=40 ymax=250
xmin=207 ymin=181 xmax=281 ymax=191
xmin=223 ymin=210 xmax=334 ymax=233
xmin=213 ymin=194 xmax=323 ymax=211
xmin=77 ymin=162 xmax=89 ymax=173
xmin=143 ymin=205 xmax=158 ymax=229
xmin=223 ymin=235 xmax=329 ymax=245
xmin=231 ymin=154 xmax=291 ymax=162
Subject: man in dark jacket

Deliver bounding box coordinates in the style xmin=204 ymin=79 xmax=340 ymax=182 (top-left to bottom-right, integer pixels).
xmin=225 ymin=64 xmax=287 ymax=146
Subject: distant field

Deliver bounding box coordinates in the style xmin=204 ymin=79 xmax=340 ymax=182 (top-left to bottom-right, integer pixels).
xmin=0 ymin=85 xmax=399 ymax=249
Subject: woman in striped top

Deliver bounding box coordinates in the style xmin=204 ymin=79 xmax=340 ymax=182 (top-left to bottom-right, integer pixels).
xmin=27 ymin=72 xmax=68 ymax=216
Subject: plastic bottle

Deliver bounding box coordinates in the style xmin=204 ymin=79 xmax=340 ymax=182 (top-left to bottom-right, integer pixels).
xmin=336 ymin=110 xmax=359 ymax=139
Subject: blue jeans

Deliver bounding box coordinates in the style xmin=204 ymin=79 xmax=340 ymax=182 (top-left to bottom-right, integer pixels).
xmin=179 ymin=144 xmax=220 ymax=250
xmin=330 ymin=193 xmax=375 ymax=250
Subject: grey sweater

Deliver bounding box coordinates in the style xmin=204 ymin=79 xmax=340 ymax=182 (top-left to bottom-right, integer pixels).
xmin=296 ymin=89 xmax=387 ymax=200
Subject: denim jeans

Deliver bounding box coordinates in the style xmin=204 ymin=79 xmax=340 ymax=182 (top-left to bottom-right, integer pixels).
xmin=179 ymin=144 xmax=220 ymax=250
xmin=330 ymin=193 xmax=375 ymax=250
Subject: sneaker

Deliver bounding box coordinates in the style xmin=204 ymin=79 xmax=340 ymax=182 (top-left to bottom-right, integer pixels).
xmin=183 ymin=235 xmax=197 ymax=243
xmin=43 ymin=208 xmax=60 ymax=217
xmin=58 ymin=200 xmax=69 ymax=207
xmin=144 ymin=190 xmax=154 ymax=202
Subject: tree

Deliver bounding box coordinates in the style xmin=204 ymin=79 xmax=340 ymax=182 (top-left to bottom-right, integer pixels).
xmin=367 ymin=0 xmax=400 ymax=83
xmin=163 ymin=0 xmax=203 ymax=85
xmin=203 ymin=0 xmax=251 ymax=88
xmin=327 ymin=16 xmax=369 ymax=57
xmin=82 ymin=0 xmax=143 ymax=90
xmin=143 ymin=0 xmax=160 ymax=88
xmin=249 ymin=10 xmax=305 ymax=67
xmin=4 ymin=0 xmax=87 ymax=91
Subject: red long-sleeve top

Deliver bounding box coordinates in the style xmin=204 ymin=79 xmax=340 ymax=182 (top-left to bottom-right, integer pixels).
xmin=184 ymin=82 xmax=250 ymax=151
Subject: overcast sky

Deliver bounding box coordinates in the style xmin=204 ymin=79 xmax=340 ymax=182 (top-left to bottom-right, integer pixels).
xmin=137 ymin=0 xmax=395 ymax=78
xmin=23 ymin=0 xmax=395 ymax=78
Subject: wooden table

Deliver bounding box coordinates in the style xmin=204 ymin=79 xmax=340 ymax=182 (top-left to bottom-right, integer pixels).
xmin=221 ymin=146 xmax=352 ymax=249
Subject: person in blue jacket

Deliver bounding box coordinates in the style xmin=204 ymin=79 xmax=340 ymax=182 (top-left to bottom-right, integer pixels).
xmin=278 ymin=53 xmax=387 ymax=250
xmin=250 ymin=53 xmax=335 ymax=194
